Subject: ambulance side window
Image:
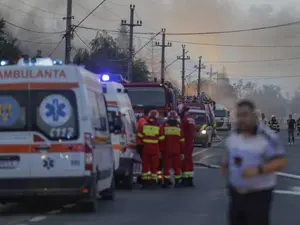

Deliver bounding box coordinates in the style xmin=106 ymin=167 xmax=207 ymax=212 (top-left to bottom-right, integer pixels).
xmin=87 ymin=90 xmax=101 ymax=130
xmin=96 ymin=94 xmax=108 ymax=132
xmin=128 ymin=110 xmax=137 ymax=133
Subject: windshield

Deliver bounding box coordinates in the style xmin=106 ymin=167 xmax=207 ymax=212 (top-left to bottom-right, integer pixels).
xmin=0 ymin=90 xmax=79 ymax=140
xmin=215 ymin=110 xmax=227 ymax=117
xmin=126 ymin=86 xmax=166 ymax=107
xmin=189 ymin=113 xmax=206 ymax=124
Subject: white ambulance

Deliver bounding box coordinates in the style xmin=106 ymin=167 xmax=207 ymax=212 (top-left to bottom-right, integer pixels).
xmin=100 ymin=78 xmax=141 ymax=189
xmin=0 ymin=58 xmax=115 ymax=212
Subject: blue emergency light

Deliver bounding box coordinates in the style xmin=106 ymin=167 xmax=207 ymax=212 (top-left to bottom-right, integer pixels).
xmin=17 ymin=57 xmax=63 ymax=66
xmin=99 ymin=73 xmax=125 ymax=82
xmin=0 ymin=60 xmax=8 ymax=66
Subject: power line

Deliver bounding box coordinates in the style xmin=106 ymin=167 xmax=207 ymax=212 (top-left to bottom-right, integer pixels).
xmin=4 ymin=20 xmax=64 ymax=34
xmin=135 ymin=35 xmax=300 ymax=48
xmin=77 ymin=19 xmax=300 ymax=36
xmin=16 ymin=0 xmax=64 ymax=16
xmin=74 ymin=0 xmax=118 ymax=22
xmin=76 ymin=26 xmax=300 ymax=49
xmin=48 ymin=37 xmax=65 ymax=57
xmin=205 ymin=57 xmax=300 ymax=64
xmin=18 ymin=39 xmax=60 ymax=44
xmin=74 ymin=30 xmax=91 ymax=49
xmin=75 ymin=0 xmax=108 ymax=28
xmin=102 ymin=4 xmax=122 ymax=19
xmin=107 ymin=1 xmax=127 ymax=6
xmin=166 ymin=20 xmax=300 ymax=36
xmin=0 ymin=1 xmax=61 ymax=19
xmin=225 ymin=75 xmax=300 ymax=80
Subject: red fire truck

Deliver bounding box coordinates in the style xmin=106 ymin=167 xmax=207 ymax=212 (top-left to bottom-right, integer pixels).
xmin=123 ymin=81 xmax=177 ymax=119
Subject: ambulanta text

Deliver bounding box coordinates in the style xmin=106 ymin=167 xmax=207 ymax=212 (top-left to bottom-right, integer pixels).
xmin=0 ymin=69 xmax=67 ymax=79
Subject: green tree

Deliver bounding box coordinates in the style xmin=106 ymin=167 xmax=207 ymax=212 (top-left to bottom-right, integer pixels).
xmin=132 ymin=58 xmax=150 ymax=82
xmin=72 ymin=30 xmax=150 ymax=81
xmin=245 ymin=84 xmax=288 ymax=117
xmin=0 ymin=19 xmax=22 ymax=62
xmin=289 ymin=88 xmax=300 ymax=114
xmin=73 ymin=48 xmax=89 ymax=65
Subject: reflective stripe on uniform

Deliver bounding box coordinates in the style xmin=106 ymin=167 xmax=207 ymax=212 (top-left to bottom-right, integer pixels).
xmin=142 ymin=125 xmax=160 ymax=136
xmin=164 ymin=126 xmax=181 ymax=136
xmin=143 ymin=139 xmax=159 ymax=143
xmin=183 ymin=171 xmax=194 ymax=178
xmin=142 ymin=172 xmax=150 ymax=180
xmin=158 ymin=136 xmax=165 ymax=140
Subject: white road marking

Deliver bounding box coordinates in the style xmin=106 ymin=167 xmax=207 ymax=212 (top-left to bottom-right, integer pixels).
xmin=48 ymin=209 xmax=61 ymax=214
xmin=276 ymin=172 xmax=300 ymax=179
xmin=192 ymin=148 xmax=209 ymax=156
xmin=63 ymin=203 xmax=76 ymax=208
xmin=274 ymin=190 xmax=300 ymax=196
xmin=290 ymin=186 xmax=300 ymax=192
xmin=194 ymin=166 xmax=207 ymax=170
xmin=28 ymin=216 xmax=47 ymax=222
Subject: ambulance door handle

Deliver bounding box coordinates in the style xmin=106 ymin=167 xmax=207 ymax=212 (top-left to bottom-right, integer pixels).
xmin=34 ymin=146 xmax=50 ymax=151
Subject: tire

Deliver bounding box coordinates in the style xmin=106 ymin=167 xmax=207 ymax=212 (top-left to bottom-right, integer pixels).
xmin=122 ymin=162 xmax=134 ymax=189
xmin=101 ymin=173 xmax=115 ymax=201
xmin=227 ymin=125 xmax=231 ymax=131
xmin=82 ymin=179 xmax=98 ymax=212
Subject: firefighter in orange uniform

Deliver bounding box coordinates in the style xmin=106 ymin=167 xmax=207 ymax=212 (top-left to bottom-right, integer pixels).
xmin=137 ymin=110 xmax=165 ymax=188
xmin=136 ymin=108 xmax=151 ymax=157
xmin=161 ymin=110 xmax=184 ymax=188
xmin=180 ymin=106 xmax=196 ymax=187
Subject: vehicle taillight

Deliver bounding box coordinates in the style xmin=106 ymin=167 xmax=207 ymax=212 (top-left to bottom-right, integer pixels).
xmin=84 ymin=132 xmax=93 ymax=171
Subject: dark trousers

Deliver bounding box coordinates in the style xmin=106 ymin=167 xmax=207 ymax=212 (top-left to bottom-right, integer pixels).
xmin=136 ymin=144 xmax=143 ymax=158
xmin=288 ymin=129 xmax=295 ymax=143
xmin=228 ymin=186 xmax=273 ymax=225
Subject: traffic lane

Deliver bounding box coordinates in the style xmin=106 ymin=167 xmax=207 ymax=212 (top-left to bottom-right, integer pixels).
xmin=196 ymin=158 xmax=300 ymax=225
xmin=192 ymin=131 xmax=229 ymax=163
xmin=20 ymin=169 xmax=229 ymax=225
xmin=0 ymin=200 xmax=71 ymax=225
xmin=280 ymin=132 xmax=300 ymax=175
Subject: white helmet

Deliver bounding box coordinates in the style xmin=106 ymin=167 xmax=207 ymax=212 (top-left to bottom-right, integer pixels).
xmin=271 ymin=115 xmax=275 ymax=119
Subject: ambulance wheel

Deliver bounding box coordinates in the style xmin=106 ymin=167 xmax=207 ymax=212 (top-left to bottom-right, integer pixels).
xmin=82 ymin=179 xmax=98 ymax=212
xmin=101 ymin=173 xmax=115 ymax=201
xmin=123 ymin=163 xmax=134 ymax=189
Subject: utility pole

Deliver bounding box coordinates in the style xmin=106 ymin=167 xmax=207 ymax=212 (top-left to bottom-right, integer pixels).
xmin=155 ymin=28 xmax=172 ymax=84
xmin=121 ymin=5 xmax=142 ymax=82
xmin=64 ymin=0 xmax=74 ymax=64
xmin=194 ymin=56 xmax=205 ymax=97
xmin=177 ymin=45 xmax=190 ymax=96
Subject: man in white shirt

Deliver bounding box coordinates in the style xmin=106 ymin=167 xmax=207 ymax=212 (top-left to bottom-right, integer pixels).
xmin=222 ymin=100 xmax=287 ymax=225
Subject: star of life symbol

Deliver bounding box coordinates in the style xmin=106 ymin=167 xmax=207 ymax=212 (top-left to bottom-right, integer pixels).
xmin=43 ymin=157 xmax=54 ymax=170
xmin=39 ymin=94 xmax=71 ymax=127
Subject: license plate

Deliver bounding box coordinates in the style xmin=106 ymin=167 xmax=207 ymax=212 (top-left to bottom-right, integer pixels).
xmin=0 ymin=160 xmax=18 ymax=169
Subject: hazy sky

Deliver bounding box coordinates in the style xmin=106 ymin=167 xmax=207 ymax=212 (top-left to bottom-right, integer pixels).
xmin=1 ymin=0 xmax=300 ymax=93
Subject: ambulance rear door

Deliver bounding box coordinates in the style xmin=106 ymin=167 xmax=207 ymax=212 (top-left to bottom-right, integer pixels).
xmin=0 ymin=86 xmax=31 ymax=179
xmin=29 ymin=83 xmax=84 ymax=178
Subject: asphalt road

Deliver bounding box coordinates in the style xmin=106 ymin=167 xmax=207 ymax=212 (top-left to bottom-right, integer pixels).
xmin=1 ymin=130 xmax=300 ymax=225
